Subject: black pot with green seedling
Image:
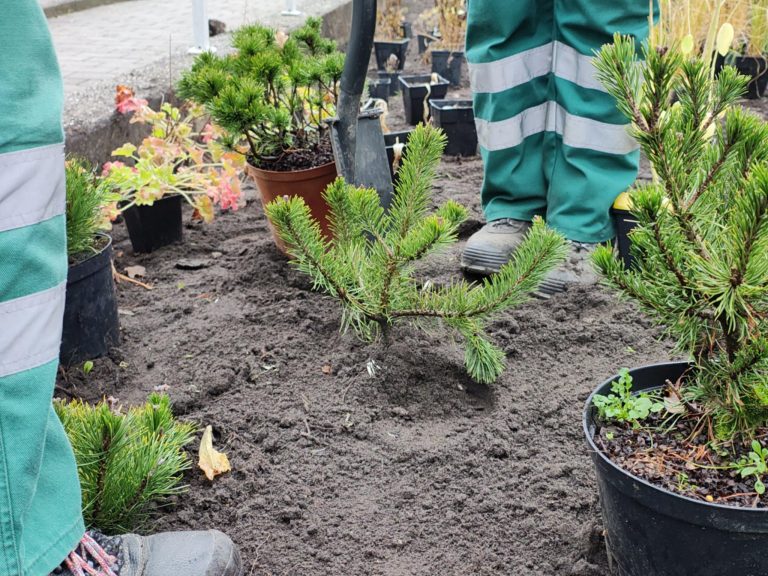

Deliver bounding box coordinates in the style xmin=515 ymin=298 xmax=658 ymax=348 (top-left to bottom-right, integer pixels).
xmin=60 ymin=158 xmax=120 ymax=367
xmin=585 ymin=35 xmax=768 ymax=575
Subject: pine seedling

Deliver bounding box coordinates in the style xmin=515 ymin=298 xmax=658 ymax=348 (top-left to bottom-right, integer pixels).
xmin=265 ymin=124 xmax=568 ymax=384
xmin=65 ymin=157 xmax=113 ymax=258
xmin=593 ymin=35 xmax=768 ymax=439
xmin=55 ymin=394 xmax=195 ymax=534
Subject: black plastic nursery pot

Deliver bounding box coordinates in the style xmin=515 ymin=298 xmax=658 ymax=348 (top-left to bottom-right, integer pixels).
xmin=715 ymin=54 xmax=768 ymax=99
xmin=584 ymin=361 xmax=768 ymax=576
xmin=400 ymin=21 xmax=412 ymax=39
xmin=417 ymin=33 xmax=438 ymax=54
xmin=60 ymin=235 xmax=120 ymax=366
xmin=378 ymin=71 xmax=401 ymax=96
xmin=732 ymin=55 xmax=768 ymax=99
xmin=368 ymin=77 xmax=391 ymax=102
xmin=122 ymin=194 xmax=183 ymax=253
xmin=611 ymin=207 xmax=637 ymax=269
xmin=431 ymin=50 xmax=465 ymax=86
xmin=429 ymin=99 xmax=477 ymax=157
xmin=399 ymin=74 xmax=450 ymax=125
xmin=373 ymin=39 xmax=410 ymax=71
xmin=384 ymin=129 xmax=413 ymax=183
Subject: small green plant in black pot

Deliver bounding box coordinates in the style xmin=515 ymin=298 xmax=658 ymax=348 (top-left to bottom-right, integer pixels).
xmin=584 ymin=34 xmax=768 ymax=575
xmin=61 ymin=158 xmax=121 ymax=366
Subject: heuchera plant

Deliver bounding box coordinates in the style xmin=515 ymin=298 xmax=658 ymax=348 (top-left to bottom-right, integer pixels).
xmin=102 ymin=94 xmax=244 ymax=223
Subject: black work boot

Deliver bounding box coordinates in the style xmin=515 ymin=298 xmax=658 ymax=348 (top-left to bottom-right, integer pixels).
xmin=461 ymin=218 xmax=532 ymax=275
xmin=51 ymin=530 xmax=242 ymax=576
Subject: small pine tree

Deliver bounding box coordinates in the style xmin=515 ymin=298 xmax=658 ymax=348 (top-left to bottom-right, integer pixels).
xmin=265 ymin=124 xmax=568 ymax=384
xmin=592 ymin=35 xmax=768 ymax=439
xmin=55 ymin=394 xmax=195 ymax=534
xmin=177 ymin=18 xmax=344 ymax=166
xmin=65 ymin=157 xmax=112 ymax=258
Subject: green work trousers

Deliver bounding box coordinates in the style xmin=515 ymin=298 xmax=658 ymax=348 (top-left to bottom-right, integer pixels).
xmin=0 ymin=2 xmax=85 ymax=575
xmin=467 ymin=0 xmax=654 ymax=242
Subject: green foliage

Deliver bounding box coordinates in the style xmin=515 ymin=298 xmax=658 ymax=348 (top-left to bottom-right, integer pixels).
xmin=593 ymin=35 xmax=768 ymax=439
xmin=65 ymin=158 xmax=114 ymax=258
xmin=265 ymin=124 xmax=568 ymax=383
xmin=593 ymin=369 xmax=664 ymax=424
xmin=54 ymin=394 xmax=195 ymax=534
xmin=735 ymin=439 xmax=768 ymax=494
xmin=178 ymin=18 xmax=344 ymax=166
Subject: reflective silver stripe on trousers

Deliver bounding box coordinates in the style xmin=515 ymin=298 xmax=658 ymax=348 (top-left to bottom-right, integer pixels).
xmin=475 ymin=101 xmax=639 ymax=155
xmin=0 ymin=282 xmax=66 ymax=378
xmin=0 ymin=143 xmax=65 ymax=234
xmin=469 ymin=41 xmax=606 ymax=94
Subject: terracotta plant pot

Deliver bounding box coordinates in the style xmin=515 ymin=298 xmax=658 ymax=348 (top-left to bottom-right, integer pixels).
xmin=246 ymin=161 xmax=338 ymax=254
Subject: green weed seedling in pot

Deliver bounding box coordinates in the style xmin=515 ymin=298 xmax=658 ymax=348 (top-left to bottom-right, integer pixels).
xmin=735 ymin=440 xmax=768 ymax=495
xmin=592 ymin=368 xmax=664 ymax=426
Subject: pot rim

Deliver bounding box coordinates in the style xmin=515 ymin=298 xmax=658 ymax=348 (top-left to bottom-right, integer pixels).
xmin=246 ymin=159 xmax=337 ymax=181
xmin=373 ymin=38 xmax=411 ymax=46
xmin=583 ymin=360 xmax=768 ymax=514
xmin=429 ymin=99 xmax=473 ymax=110
xmin=399 ymin=73 xmax=450 ymax=88
xmin=67 ymin=233 xmax=113 ymax=283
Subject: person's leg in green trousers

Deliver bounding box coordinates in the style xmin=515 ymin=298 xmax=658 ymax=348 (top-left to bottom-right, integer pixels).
xmin=461 ymin=0 xmax=654 ymax=284
xmin=2 ymin=4 xmax=242 ymax=575
xmin=0 ymin=2 xmax=87 ymax=574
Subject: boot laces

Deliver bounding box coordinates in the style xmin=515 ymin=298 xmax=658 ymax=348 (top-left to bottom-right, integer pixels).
xmin=59 ymin=533 xmax=118 ymax=576
xmin=489 ymin=218 xmax=529 ymax=231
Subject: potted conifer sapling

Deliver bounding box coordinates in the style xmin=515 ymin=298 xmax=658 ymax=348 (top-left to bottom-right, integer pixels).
xmin=265 ymin=124 xmax=567 ymax=384
xmin=585 ymin=35 xmax=768 ymax=575
xmin=178 ymin=19 xmax=344 ymax=252
xmin=60 ymin=158 xmax=121 ymax=366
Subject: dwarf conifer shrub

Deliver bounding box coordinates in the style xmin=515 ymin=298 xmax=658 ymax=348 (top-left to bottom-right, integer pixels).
xmin=265 ymin=124 xmax=568 ymax=383
xmin=593 ymin=35 xmax=768 ymax=438
xmin=65 ymin=158 xmax=113 ymax=258
xmin=54 ymin=394 xmax=195 ymax=534
xmin=177 ymin=18 xmax=344 ymax=166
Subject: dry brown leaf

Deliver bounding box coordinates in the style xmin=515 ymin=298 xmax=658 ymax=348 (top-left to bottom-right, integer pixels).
xmin=124 ymin=265 xmax=146 ymax=279
xmin=321 ymin=364 xmax=332 ymax=375
xmin=198 ymin=425 xmax=231 ymax=481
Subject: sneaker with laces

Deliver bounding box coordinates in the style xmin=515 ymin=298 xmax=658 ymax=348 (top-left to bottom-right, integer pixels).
xmin=50 ymin=530 xmax=242 ymax=576
xmin=461 ymin=218 xmax=532 ymax=275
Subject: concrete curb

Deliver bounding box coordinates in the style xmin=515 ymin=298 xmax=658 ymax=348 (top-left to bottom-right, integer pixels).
xmin=63 ymin=0 xmax=353 ymax=165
